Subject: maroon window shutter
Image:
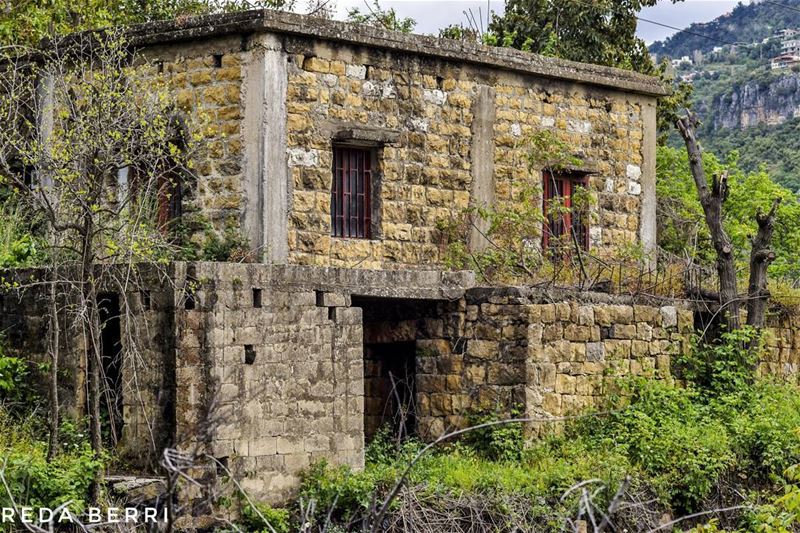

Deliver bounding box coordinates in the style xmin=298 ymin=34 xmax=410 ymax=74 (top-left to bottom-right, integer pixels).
xmin=542 ymin=171 xmax=589 ymax=253
xmin=332 ymin=147 xmax=372 ymax=238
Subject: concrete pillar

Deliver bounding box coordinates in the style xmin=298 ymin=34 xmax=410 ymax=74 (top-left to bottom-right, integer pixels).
xmin=639 ymin=97 xmax=658 ymax=265
xmin=468 ymin=85 xmax=497 ymax=253
xmin=242 ymin=33 xmax=289 ymax=264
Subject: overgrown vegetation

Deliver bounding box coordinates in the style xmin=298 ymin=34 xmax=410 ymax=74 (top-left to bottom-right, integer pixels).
xmin=249 ymin=332 xmax=800 ymax=532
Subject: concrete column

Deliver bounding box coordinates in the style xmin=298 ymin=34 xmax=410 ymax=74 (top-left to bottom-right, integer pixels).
xmin=639 ymin=98 xmax=658 ymax=265
xmin=242 ymin=33 xmax=289 ymax=264
xmin=467 ymin=85 xmax=497 ymax=253
xmin=36 ymin=71 xmax=55 ymax=189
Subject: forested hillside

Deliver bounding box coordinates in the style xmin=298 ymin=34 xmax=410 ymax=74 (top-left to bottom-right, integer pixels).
xmin=649 ymin=0 xmax=800 ymax=57
xmin=651 ymin=1 xmax=800 ymax=192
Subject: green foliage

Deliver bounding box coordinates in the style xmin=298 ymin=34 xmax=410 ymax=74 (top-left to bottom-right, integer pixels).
xmin=0 ymin=0 xmax=295 ymax=46
xmin=297 ymin=366 xmax=800 ymax=528
xmin=463 ymin=408 xmax=524 ymax=462
xmin=240 ymin=500 xmax=291 ymax=533
xmin=0 ymin=196 xmax=42 ymax=268
xmin=0 ymin=407 xmax=102 ymax=513
xmin=676 ymin=327 xmax=763 ymax=393
xmin=696 ymin=117 xmax=800 ymax=195
xmin=580 ymin=379 xmax=735 ymax=512
xmin=489 ymin=0 xmax=684 ymax=75
xmin=346 ymin=0 xmax=416 ymax=33
xmin=656 ymin=145 xmax=800 ymax=282
xmin=439 ymin=130 xmax=593 ymax=282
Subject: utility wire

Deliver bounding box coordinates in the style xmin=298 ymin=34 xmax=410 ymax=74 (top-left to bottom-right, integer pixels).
xmin=566 ymin=0 xmax=741 ymax=49
xmin=635 ymin=15 xmax=738 ymax=48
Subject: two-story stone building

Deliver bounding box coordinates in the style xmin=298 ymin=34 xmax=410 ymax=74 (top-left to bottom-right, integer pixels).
xmin=14 ymin=9 xmax=793 ymax=508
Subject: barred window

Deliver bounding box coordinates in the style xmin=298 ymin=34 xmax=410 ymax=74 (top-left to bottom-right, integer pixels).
xmin=542 ymin=171 xmax=589 ymax=253
xmin=331 ymin=146 xmax=373 ymax=239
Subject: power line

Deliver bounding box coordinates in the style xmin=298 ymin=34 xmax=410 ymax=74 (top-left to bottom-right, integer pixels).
xmin=635 ymin=16 xmax=738 ymax=48
xmin=567 ymin=0 xmax=741 ymax=50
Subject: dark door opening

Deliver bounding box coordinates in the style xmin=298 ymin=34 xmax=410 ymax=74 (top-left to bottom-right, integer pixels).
xmin=98 ymin=293 xmax=124 ymax=447
xmin=364 ymin=341 xmax=416 ymax=442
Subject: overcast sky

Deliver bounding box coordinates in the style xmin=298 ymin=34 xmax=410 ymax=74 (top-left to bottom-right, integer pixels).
xmin=330 ymin=0 xmax=747 ymax=44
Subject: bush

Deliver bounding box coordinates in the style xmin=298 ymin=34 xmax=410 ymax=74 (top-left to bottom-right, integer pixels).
xmin=0 ymin=408 xmax=101 ymax=513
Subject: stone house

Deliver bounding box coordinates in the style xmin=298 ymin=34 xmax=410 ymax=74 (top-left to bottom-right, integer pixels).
xmin=4 ymin=9 xmax=800 ymax=507
xmin=127 ymin=9 xmax=666 ymax=267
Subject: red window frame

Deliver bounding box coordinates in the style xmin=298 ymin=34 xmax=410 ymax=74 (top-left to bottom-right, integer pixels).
xmin=542 ymin=171 xmax=590 ymax=253
xmin=157 ymin=172 xmax=182 ymax=230
xmin=331 ymin=146 xmax=372 ymax=239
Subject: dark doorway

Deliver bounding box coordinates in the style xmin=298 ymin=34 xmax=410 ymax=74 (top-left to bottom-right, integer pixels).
xmin=98 ymin=293 xmax=124 ymax=447
xmin=364 ymin=341 xmax=416 ymax=442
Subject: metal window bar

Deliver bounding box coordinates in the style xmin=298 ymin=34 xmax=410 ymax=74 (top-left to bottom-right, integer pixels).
xmin=332 ymin=147 xmax=371 ymax=238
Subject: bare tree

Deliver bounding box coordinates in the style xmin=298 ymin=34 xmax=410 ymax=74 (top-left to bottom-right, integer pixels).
xmin=675 ymin=112 xmax=781 ymax=334
xmin=0 ymin=30 xmax=197 ymax=500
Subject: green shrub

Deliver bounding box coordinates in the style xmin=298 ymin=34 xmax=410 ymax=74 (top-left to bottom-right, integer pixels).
xmin=463 ymin=407 xmax=525 ymax=462
xmin=579 ymin=378 xmax=735 ymax=512
xmin=240 ymin=500 xmax=291 ymax=533
xmin=0 ymin=408 xmax=101 ymax=513
xmin=676 ymin=327 xmax=762 ymax=393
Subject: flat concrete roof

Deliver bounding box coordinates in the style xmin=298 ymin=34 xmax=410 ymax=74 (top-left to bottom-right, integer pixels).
xmin=125 ymin=9 xmax=669 ymax=98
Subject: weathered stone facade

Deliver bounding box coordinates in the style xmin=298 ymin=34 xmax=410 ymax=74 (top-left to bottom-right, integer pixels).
xmin=4 ymin=262 xmax=800 ymax=504
xmin=7 ymin=9 xmax=800 ymax=510
xmin=124 ymin=9 xmax=665 ymax=267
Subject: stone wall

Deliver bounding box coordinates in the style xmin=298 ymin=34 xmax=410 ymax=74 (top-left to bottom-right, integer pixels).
xmin=284 ymin=41 xmax=656 ymax=268
xmin=762 ymin=310 xmax=800 ymax=383
xmin=414 ymin=288 xmax=695 ymax=438
xmin=171 ymin=262 xmax=365 ymax=504
xmin=5 ymin=262 xmax=800 ymax=504
xmin=0 ymin=266 xmax=174 ymax=469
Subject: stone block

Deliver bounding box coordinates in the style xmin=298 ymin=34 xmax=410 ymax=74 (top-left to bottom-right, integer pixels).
xmin=467 ymin=340 xmax=499 ymax=360
xmin=586 ymin=342 xmax=605 ymax=362
xmin=660 ymin=306 xmax=677 ymax=328
xmin=577 ymin=306 xmax=595 ymax=326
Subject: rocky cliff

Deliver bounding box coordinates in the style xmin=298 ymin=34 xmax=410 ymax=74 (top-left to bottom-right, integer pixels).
xmin=709 ymin=73 xmax=800 ymax=130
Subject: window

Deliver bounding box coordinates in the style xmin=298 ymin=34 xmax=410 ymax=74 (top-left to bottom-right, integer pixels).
xmin=157 ymin=172 xmax=182 ymax=228
xmin=119 ymin=165 xmax=182 ymax=231
xmin=542 ymin=171 xmax=590 ymax=253
xmin=331 ymin=146 xmax=373 ymax=239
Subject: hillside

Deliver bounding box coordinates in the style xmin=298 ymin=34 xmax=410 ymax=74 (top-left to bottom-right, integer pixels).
xmin=652 ymin=2 xmax=800 ymax=192
xmin=649 ymin=0 xmax=800 ymax=58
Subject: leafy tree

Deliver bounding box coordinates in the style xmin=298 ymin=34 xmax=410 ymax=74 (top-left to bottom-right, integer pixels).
xmin=346 ymin=0 xmax=416 ymax=33
xmin=657 ymin=145 xmax=800 ymax=283
xmin=487 ymin=0 xmax=683 ymax=75
xmin=0 ymin=30 xmax=199 ymax=499
xmin=0 ymin=0 xmax=296 ymax=46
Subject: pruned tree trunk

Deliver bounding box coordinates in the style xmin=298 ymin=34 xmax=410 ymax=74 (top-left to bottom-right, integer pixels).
xmin=745 ymin=199 xmax=781 ymax=329
xmin=676 ymin=113 xmax=740 ymax=332
xmin=676 ymin=112 xmax=781 ymax=335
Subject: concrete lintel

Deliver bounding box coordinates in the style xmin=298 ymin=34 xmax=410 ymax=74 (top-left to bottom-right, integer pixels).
xmin=332 ymin=127 xmax=400 ymax=146
xmin=268 ymin=265 xmax=476 ymax=300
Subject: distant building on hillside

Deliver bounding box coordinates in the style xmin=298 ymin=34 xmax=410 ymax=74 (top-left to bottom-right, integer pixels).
xmin=771 ymin=53 xmax=800 ymax=69
xmin=770 ymin=31 xmax=800 ymax=69
xmin=782 ymin=38 xmax=800 ymax=56
xmin=671 ymin=55 xmax=693 ymax=68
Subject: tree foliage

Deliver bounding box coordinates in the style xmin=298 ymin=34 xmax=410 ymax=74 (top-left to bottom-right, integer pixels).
xmin=487 ymin=0 xmax=683 ymax=75
xmin=657 ymin=145 xmax=800 ymax=283
xmin=346 ymin=0 xmax=416 ymax=33
xmin=0 ymin=0 xmax=295 ymax=46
